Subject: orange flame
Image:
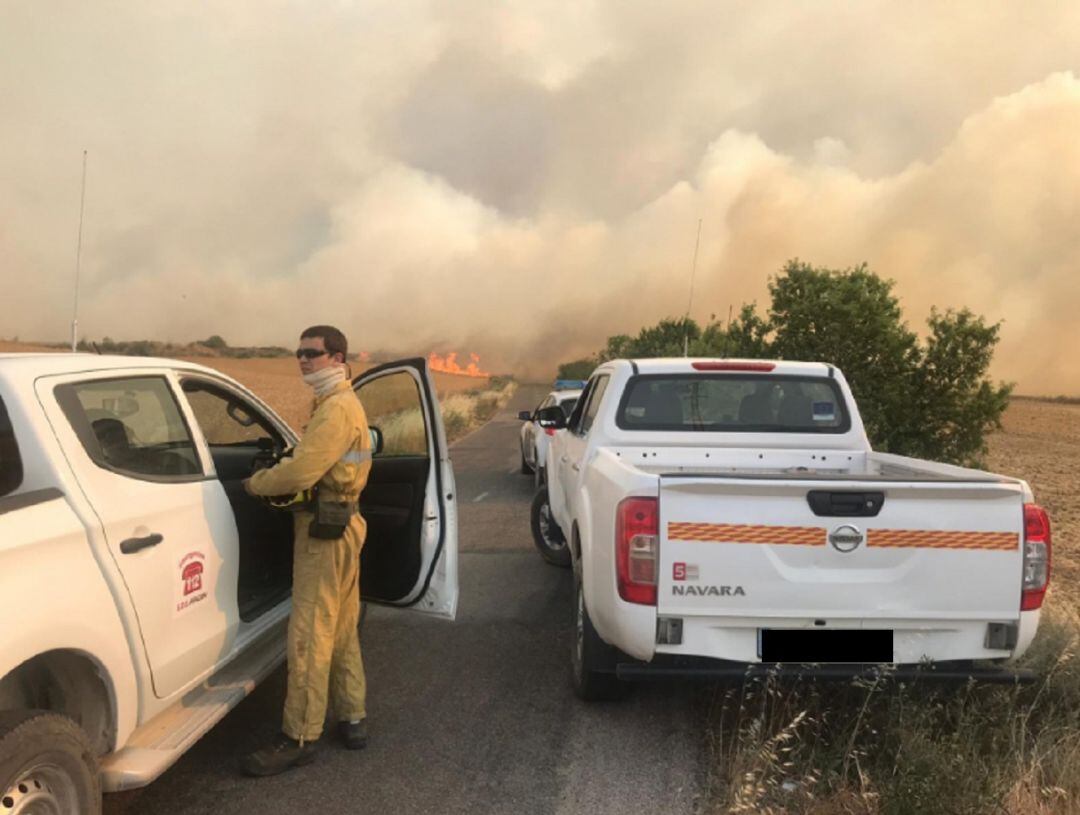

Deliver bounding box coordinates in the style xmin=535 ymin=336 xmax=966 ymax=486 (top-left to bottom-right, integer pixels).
xmin=428 ymin=351 xmax=490 ymax=378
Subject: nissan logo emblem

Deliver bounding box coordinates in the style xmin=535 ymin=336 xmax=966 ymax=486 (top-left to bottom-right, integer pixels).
xmin=829 ymin=524 xmax=864 ymax=553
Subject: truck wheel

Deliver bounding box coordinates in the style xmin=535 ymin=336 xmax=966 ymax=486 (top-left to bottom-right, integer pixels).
xmin=571 ymin=573 xmax=627 ymax=701
xmin=520 ymin=448 xmax=534 ymax=475
xmin=530 ymin=488 xmax=571 ymax=568
xmin=0 ymin=710 xmax=101 ymax=815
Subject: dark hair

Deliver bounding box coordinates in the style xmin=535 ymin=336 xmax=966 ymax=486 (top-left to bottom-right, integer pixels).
xmin=300 ymin=325 xmax=348 ymax=363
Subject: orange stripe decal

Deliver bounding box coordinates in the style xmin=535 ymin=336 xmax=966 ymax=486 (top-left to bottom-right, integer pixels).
xmin=867 ymin=529 xmax=1018 ymax=550
xmin=667 ymin=522 xmax=826 ymax=546
xmin=666 ymin=523 xmax=1019 ymax=551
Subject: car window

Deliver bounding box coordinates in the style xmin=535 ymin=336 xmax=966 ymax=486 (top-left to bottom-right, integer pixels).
xmin=56 ymin=376 xmax=203 ymax=480
xmin=182 ymin=380 xmax=283 ymax=447
xmin=355 ymin=370 xmax=428 ymax=457
xmin=616 ymin=375 xmax=850 ymax=432
xmin=0 ymin=394 xmax=22 ymax=497
xmin=579 ymin=376 xmax=609 ymax=435
xmin=565 ymin=378 xmax=593 ymax=434
xmin=558 ymin=397 xmax=579 ymax=418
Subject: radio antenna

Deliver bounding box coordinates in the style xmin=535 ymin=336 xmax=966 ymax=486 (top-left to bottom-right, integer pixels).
xmin=683 ymin=218 xmax=702 ymax=357
xmin=71 ymin=150 xmax=88 ymax=351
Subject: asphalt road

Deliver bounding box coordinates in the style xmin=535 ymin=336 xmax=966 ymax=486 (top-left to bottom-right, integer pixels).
xmin=105 ymin=385 xmax=703 ymax=815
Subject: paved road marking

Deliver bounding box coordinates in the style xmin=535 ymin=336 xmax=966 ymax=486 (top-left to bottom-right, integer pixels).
xmin=473 ymin=492 xmax=490 ymax=503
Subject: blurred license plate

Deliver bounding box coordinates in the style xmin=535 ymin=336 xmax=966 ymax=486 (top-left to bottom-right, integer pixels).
xmin=759 ymin=629 xmax=893 ymax=663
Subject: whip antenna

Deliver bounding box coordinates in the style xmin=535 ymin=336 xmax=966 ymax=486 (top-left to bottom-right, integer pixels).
xmin=683 ymin=218 xmax=702 ymax=357
xmin=71 ymin=150 xmax=88 ymax=351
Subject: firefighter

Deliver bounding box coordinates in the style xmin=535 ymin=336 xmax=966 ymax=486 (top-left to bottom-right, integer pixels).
xmin=240 ymin=325 xmax=373 ymax=776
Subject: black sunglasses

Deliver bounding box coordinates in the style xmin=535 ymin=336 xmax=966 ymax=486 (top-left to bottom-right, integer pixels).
xmin=295 ymin=348 xmax=329 ymax=360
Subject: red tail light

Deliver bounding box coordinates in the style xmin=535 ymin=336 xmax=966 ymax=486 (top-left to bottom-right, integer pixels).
xmin=1021 ymin=503 xmax=1051 ymax=611
xmin=544 ymin=427 xmax=556 ymax=437
xmin=616 ymin=497 xmax=658 ymax=605
xmin=691 ymin=361 xmax=776 ymax=372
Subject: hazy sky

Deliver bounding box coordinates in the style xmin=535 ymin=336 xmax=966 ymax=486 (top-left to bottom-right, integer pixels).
xmin=2 ymin=2 xmax=1079 ymax=392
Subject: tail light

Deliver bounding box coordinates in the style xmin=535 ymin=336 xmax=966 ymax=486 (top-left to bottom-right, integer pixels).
xmin=1021 ymin=503 xmax=1051 ymax=611
xmin=691 ymin=361 xmax=776 ymax=372
xmin=544 ymin=427 xmax=556 ymax=437
xmin=616 ymin=497 xmax=658 ymax=605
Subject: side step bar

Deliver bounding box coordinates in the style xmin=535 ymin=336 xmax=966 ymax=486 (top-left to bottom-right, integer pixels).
xmin=100 ymin=614 xmax=289 ymax=792
xmin=616 ymin=662 xmax=1037 ymax=684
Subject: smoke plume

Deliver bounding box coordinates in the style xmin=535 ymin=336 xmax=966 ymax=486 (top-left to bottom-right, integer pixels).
xmin=2 ymin=1 xmax=1078 ymax=392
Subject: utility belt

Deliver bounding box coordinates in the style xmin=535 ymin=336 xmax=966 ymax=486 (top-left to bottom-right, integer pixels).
xmin=253 ymin=445 xmax=369 ymax=540
xmin=307 ymin=490 xmax=359 ymax=540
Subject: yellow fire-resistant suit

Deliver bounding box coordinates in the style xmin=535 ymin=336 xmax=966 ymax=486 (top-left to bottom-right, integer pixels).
xmin=247 ymin=379 xmax=372 ymax=743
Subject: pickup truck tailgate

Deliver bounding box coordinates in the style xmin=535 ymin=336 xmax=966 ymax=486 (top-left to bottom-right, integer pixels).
xmin=658 ymin=476 xmax=1024 ymax=621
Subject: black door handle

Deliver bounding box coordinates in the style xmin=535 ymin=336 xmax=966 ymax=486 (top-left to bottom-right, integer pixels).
xmin=120 ymin=533 xmax=164 ymax=554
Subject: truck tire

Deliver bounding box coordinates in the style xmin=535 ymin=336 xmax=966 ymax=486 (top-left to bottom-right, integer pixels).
xmin=530 ymin=488 xmax=572 ymax=568
xmin=571 ymin=572 xmax=627 ymax=701
xmin=0 ymin=710 xmax=101 ymax=815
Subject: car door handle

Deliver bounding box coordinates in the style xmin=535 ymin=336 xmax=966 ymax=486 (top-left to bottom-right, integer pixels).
xmin=571 ymin=464 xmax=580 ymax=472
xmin=560 ymin=456 xmax=568 ymax=463
xmin=120 ymin=533 xmax=164 ymax=554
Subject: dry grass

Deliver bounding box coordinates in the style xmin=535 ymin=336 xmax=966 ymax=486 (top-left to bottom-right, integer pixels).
xmin=986 ymin=399 xmax=1080 ymax=606
xmin=173 ymin=355 xmax=495 ymax=434
xmin=0 ymin=341 xmax=509 ymax=444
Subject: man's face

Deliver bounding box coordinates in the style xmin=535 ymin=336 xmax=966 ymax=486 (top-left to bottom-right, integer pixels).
xmin=297 ymin=336 xmax=338 ymax=376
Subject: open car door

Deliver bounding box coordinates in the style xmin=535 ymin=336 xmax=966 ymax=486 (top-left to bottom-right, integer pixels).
xmin=353 ymin=358 xmax=458 ymax=620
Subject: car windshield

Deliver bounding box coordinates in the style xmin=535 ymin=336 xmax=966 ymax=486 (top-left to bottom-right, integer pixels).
xmin=616 ymin=375 xmax=849 ymax=433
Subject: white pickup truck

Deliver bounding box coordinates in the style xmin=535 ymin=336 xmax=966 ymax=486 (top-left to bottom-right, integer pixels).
xmin=0 ymin=353 xmax=457 ymax=813
xmin=538 ymin=359 xmax=1051 ymax=700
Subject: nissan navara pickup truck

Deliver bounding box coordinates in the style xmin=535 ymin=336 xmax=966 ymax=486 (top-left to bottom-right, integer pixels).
xmin=0 ymin=353 xmax=457 ymax=813
xmin=536 ymin=359 xmax=1051 ymax=700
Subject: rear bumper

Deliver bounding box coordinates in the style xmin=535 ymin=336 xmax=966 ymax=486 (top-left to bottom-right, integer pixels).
xmin=616 ymin=657 xmax=1036 ymax=684
xmin=655 ymin=615 xmax=1029 ymax=665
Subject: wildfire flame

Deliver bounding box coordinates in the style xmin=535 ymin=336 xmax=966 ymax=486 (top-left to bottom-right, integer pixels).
xmin=428 ymin=351 xmax=490 ymax=378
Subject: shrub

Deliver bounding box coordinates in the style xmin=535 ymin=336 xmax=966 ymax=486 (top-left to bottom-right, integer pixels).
xmin=574 ymin=260 xmax=1012 ymax=467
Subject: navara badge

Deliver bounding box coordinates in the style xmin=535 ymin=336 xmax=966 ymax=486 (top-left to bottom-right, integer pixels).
xmin=829 ymin=524 xmax=864 ymax=553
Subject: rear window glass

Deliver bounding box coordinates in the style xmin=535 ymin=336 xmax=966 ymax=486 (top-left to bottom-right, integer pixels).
xmin=0 ymin=395 xmax=23 ymax=497
xmin=616 ymin=375 xmax=850 ymax=433
xmin=557 ymin=397 xmax=579 ymax=418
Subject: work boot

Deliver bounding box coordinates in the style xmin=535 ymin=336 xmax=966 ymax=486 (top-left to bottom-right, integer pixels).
xmin=338 ymin=719 xmax=368 ymax=750
xmin=240 ymin=733 xmax=318 ymax=776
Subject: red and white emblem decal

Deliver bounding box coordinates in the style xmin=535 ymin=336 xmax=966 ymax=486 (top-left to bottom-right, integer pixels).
xmin=176 ymin=552 xmax=208 ymax=614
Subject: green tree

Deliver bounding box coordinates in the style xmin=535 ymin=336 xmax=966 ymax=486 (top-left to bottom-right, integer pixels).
xmin=573 ymin=260 xmax=1011 ymax=466
xmin=905 ymin=308 xmax=1012 ymax=463
xmin=557 ymin=358 xmax=597 ymax=380
xmin=765 ymin=260 xmax=921 ymax=454
xmin=598 ymin=317 xmax=701 ymax=361
xmin=202 ymin=335 xmax=228 ymax=349
xmin=719 ymin=304 xmax=773 ymax=359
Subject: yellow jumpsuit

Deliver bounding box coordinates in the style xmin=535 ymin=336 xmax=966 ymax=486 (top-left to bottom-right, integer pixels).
xmin=248 ymin=380 xmax=372 ymax=743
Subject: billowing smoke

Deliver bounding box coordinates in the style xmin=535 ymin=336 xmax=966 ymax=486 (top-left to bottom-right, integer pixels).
xmin=2 ymin=1 xmax=1079 ymax=393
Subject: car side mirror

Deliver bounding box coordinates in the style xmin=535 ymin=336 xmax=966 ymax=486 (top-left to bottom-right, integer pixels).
xmin=535 ymin=406 xmax=567 ymax=430
xmin=369 ymin=426 xmax=384 ymax=456
xmin=517 ymin=410 xmax=533 ymax=421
